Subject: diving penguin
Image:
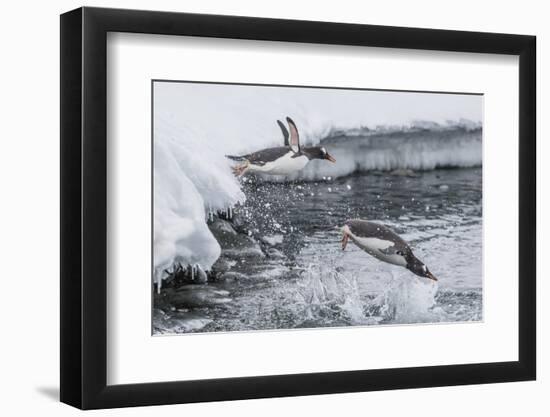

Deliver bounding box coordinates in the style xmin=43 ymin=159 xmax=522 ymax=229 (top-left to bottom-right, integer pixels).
xmin=226 ymin=117 xmax=336 ymax=177
xmin=341 ymin=219 xmax=438 ymax=281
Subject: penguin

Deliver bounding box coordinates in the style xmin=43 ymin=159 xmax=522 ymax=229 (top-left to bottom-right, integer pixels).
xmin=226 ymin=117 xmax=336 ymax=177
xmin=341 ymin=219 xmax=437 ymax=281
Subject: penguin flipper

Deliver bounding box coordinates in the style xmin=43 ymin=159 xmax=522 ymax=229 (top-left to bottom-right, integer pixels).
xmin=286 ymin=117 xmax=300 ymax=153
xmin=277 ymin=120 xmax=290 ymax=146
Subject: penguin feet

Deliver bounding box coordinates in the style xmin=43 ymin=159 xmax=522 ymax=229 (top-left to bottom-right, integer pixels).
xmin=341 ymin=232 xmax=349 ymax=251
xmin=231 ymin=162 xmax=249 ymax=177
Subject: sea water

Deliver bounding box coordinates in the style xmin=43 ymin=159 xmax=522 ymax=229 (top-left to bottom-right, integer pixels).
xmin=154 ymin=167 xmax=482 ymax=334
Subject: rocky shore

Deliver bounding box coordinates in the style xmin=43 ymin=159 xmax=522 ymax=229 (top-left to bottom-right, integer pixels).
xmin=153 ymin=210 xmax=291 ymax=333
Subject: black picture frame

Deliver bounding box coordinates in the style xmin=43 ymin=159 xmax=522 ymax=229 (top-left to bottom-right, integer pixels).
xmin=60 ymin=6 xmax=536 ymax=410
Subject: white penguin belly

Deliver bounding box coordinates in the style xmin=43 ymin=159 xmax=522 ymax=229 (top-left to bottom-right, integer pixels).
xmin=250 ymin=153 xmax=309 ymax=175
xmin=350 ymin=235 xmax=407 ymax=267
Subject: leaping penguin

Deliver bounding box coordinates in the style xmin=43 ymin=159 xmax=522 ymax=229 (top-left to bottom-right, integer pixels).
xmin=341 ymin=219 xmax=438 ymax=281
xmin=226 ymin=117 xmax=336 ymax=177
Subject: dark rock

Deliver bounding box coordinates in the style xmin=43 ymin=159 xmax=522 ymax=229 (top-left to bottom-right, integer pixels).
xmin=218 ymin=271 xmax=248 ymax=282
xmin=210 ymin=257 xmax=235 ymax=274
xmin=266 ymin=248 xmax=286 ymax=259
xmin=390 ymin=168 xmax=419 ymax=177
xmin=160 ymin=286 xmax=232 ymax=309
xmin=229 ymin=210 xmax=248 ymax=233
xmin=209 ymin=218 xmax=265 ymax=259
xmin=209 ymin=217 xmax=237 ymax=236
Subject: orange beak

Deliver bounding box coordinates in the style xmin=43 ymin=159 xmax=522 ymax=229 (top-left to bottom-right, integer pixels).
xmin=326 ymin=154 xmax=336 ymax=163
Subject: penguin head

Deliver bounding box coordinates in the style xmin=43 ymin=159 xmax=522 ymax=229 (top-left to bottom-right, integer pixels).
xmin=307 ymin=147 xmax=336 ymax=162
xmin=406 ymin=256 xmax=437 ymax=281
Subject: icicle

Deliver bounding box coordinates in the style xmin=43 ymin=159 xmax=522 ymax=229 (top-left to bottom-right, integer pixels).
xmin=154 ymin=269 xmax=163 ymax=294
xmin=196 ymin=264 xmax=207 ymax=283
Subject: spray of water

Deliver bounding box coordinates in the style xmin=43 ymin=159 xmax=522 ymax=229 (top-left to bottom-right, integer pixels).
xmin=375 ymin=273 xmax=441 ymax=323
xmin=295 ymin=258 xmax=445 ymax=326
xmin=296 ymin=263 xmax=365 ymax=325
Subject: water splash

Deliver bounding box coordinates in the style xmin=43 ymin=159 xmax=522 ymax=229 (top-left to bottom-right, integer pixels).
xmin=297 ymin=262 xmax=443 ymax=326
xmin=297 ymin=263 xmax=366 ymax=325
xmin=373 ymin=273 xmax=441 ymax=323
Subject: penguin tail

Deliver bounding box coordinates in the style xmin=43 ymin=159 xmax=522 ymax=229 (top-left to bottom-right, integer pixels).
xmin=225 ymin=155 xmax=246 ymax=161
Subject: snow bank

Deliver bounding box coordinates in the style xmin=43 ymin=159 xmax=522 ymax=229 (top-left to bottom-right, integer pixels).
xmin=153 ymin=122 xmax=245 ymax=284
